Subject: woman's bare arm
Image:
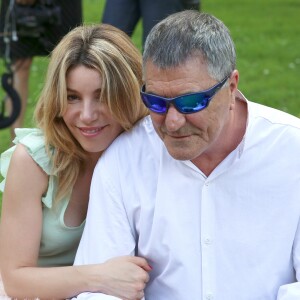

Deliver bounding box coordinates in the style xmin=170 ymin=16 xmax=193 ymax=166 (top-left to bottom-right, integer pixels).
xmin=0 ymin=144 xmax=150 ymax=300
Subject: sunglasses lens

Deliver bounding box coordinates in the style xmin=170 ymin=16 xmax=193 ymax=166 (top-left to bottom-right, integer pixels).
xmin=175 ymin=94 xmax=209 ymax=113
xmin=141 ymin=75 xmax=229 ymax=114
xmin=141 ymin=95 xmax=167 ymax=113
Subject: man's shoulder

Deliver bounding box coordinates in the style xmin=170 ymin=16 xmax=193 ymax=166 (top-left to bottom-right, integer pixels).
xmin=98 ymin=116 xmax=162 ymax=182
xmin=246 ymin=101 xmax=300 ymax=153
xmin=103 ymin=115 xmax=162 ymax=160
xmin=117 ymin=115 xmax=159 ymax=144
xmin=248 ymin=101 xmax=300 ymax=130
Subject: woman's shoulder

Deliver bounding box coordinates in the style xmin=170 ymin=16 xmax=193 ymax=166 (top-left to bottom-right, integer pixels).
xmin=0 ymin=129 xmax=56 ymax=205
xmin=0 ymin=128 xmax=54 ymax=189
xmin=13 ymin=128 xmax=45 ymax=150
xmin=13 ymin=128 xmax=54 ymax=174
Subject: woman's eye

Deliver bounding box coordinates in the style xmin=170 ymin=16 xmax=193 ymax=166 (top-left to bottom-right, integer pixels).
xmin=67 ymin=94 xmax=79 ymax=101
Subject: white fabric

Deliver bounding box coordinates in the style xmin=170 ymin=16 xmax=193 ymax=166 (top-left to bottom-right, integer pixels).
xmin=71 ymin=293 xmax=119 ymax=300
xmin=73 ymin=91 xmax=300 ymax=300
xmin=277 ymin=283 xmax=300 ymax=300
xmin=0 ymin=275 xmax=10 ymax=300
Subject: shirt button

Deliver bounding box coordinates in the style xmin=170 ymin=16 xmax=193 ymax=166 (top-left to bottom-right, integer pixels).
xmin=204 ymin=238 xmax=213 ymax=245
xmin=206 ymin=293 xmax=213 ymax=300
xmin=205 ymin=182 xmax=209 ymax=186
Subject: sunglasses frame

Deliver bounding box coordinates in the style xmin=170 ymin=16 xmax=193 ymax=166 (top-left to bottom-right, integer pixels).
xmin=141 ymin=75 xmax=230 ymax=114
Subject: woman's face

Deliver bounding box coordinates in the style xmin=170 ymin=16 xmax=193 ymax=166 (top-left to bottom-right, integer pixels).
xmin=62 ymin=65 xmax=123 ymax=154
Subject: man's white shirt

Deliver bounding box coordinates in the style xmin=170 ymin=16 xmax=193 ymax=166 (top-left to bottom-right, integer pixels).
xmin=73 ymin=91 xmax=300 ymax=300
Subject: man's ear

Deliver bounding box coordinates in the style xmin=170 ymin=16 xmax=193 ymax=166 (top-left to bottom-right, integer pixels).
xmin=229 ymin=69 xmax=239 ymax=92
xmin=229 ymin=70 xmax=239 ymax=110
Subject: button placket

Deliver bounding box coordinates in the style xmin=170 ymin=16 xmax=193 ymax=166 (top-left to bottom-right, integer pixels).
xmin=201 ymin=181 xmax=215 ymax=300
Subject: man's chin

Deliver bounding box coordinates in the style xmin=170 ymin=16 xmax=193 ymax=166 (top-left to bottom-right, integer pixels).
xmin=165 ymin=147 xmax=194 ymax=161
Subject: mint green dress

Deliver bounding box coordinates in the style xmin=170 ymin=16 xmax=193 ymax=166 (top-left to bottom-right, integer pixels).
xmin=0 ymin=128 xmax=85 ymax=267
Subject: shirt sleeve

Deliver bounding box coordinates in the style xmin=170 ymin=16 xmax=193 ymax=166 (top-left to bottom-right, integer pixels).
xmin=0 ymin=128 xmax=56 ymax=208
xmin=73 ymin=151 xmax=137 ymax=298
xmin=72 ymin=292 xmax=120 ymax=299
xmin=277 ymin=218 xmax=300 ymax=299
xmin=277 ymin=283 xmax=300 ymax=299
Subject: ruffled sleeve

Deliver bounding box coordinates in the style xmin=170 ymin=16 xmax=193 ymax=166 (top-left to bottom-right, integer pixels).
xmin=0 ymin=128 xmax=56 ymax=208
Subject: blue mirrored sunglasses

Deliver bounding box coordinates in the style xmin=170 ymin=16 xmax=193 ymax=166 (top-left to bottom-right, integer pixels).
xmin=140 ymin=75 xmax=229 ymax=114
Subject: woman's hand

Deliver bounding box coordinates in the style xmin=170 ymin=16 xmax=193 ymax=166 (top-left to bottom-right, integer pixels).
xmin=86 ymin=256 xmax=152 ymax=300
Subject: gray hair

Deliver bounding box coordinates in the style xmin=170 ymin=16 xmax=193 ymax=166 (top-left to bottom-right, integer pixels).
xmin=143 ymin=11 xmax=236 ymax=81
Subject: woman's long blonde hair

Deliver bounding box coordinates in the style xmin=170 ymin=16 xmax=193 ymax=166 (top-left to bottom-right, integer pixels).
xmin=34 ymin=24 xmax=148 ymax=202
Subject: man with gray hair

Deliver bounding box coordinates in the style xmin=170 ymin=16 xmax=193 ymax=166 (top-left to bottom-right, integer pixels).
xmin=74 ymin=11 xmax=300 ymax=300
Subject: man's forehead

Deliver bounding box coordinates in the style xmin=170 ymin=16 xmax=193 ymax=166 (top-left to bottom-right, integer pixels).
xmin=143 ymin=58 xmax=210 ymax=86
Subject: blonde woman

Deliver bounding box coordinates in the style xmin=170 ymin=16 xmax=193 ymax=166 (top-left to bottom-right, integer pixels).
xmin=0 ymin=24 xmax=150 ymax=299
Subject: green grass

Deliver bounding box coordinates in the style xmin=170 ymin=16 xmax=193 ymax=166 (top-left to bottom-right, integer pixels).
xmin=0 ymin=0 xmax=299 ymax=208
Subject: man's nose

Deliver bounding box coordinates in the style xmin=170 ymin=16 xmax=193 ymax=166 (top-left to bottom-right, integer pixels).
xmin=164 ymin=105 xmax=186 ymax=132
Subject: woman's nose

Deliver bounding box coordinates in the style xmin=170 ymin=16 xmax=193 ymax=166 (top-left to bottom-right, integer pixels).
xmin=80 ymin=100 xmax=99 ymax=123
